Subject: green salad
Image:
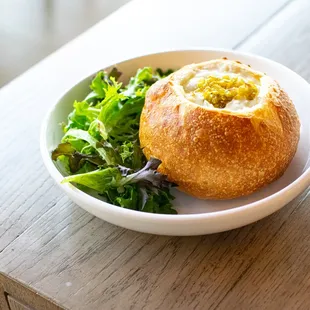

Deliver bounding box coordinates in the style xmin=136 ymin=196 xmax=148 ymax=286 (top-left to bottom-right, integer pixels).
xmin=52 ymin=67 xmax=177 ymax=214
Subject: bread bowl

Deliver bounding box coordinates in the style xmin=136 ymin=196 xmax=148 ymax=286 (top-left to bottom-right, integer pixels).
xmin=139 ymin=58 xmax=300 ymax=199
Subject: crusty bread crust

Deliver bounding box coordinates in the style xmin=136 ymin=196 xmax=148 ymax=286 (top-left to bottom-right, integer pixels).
xmin=139 ymin=60 xmax=300 ymax=199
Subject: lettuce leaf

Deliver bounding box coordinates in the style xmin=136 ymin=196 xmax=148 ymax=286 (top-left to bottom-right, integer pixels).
xmin=52 ymin=142 xmax=105 ymax=173
xmin=65 ymin=101 xmax=100 ymax=132
xmin=88 ymin=68 xmax=122 ymax=100
xmin=62 ymin=128 xmax=118 ymax=166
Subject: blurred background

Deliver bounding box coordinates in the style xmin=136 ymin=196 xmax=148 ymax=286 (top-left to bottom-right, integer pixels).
xmin=0 ymin=0 xmax=130 ymax=87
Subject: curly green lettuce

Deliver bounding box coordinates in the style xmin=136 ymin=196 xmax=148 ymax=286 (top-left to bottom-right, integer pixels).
xmin=52 ymin=67 xmax=176 ymax=214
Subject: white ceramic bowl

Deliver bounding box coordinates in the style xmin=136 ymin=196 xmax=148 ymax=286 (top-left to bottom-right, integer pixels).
xmin=41 ymin=49 xmax=310 ymax=236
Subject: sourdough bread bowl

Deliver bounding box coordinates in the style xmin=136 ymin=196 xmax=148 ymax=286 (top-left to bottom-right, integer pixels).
xmin=139 ymin=58 xmax=300 ymax=199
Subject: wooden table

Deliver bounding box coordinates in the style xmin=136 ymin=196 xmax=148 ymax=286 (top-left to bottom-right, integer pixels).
xmin=1 ymin=0 xmax=310 ymax=309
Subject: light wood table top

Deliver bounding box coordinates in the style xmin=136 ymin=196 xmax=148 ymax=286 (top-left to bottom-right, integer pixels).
xmin=1 ymin=0 xmax=310 ymax=309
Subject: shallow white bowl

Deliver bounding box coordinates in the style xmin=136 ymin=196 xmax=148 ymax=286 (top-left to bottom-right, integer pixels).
xmin=41 ymin=49 xmax=310 ymax=236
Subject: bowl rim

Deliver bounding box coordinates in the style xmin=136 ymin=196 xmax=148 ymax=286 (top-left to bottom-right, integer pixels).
xmin=40 ymin=47 xmax=310 ymax=222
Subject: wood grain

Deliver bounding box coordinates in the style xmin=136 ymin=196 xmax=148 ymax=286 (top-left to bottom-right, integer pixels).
xmin=7 ymin=296 xmax=32 ymax=310
xmin=0 ymin=273 xmax=63 ymax=310
xmin=0 ymin=280 xmax=10 ymax=310
xmin=1 ymin=0 xmax=310 ymax=309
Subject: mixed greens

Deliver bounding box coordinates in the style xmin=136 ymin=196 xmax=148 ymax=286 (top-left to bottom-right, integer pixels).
xmin=52 ymin=67 xmax=177 ymax=214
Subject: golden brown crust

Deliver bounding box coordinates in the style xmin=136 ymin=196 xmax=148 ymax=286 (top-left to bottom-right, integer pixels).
xmin=139 ymin=60 xmax=300 ymax=199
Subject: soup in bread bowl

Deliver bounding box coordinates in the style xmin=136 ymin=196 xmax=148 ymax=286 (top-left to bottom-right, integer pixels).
xmin=140 ymin=58 xmax=300 ymax=199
